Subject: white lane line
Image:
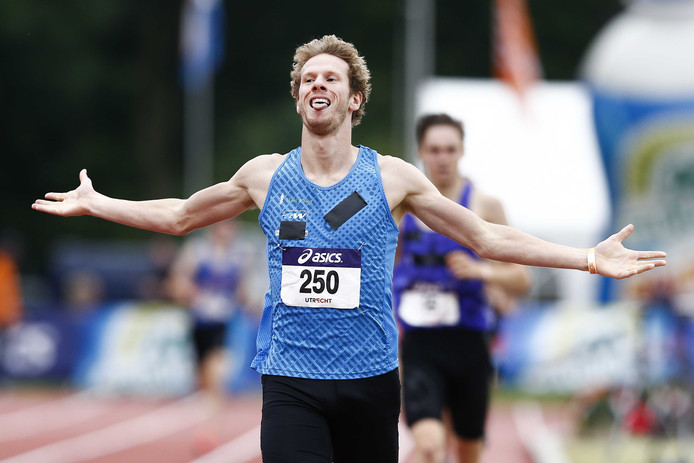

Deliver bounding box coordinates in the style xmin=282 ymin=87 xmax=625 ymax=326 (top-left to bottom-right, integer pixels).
xmin=0 ymin=394 xmax=206 ymax=463
xmin=0 ymin=391 xmax=85 ymax=424
xmin=512 ymin=401 xmax=570 ymax=463
xmin=0 ymin=392 xmax=111 ymax=442
xmin=190 ymin=425 xmax=261 ymax=463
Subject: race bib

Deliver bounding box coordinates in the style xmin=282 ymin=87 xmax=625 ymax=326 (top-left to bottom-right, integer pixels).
xmin=281 ymin=247 xmax=361 ymax=309
xmin=399 ymin=284 xmax=460 ymax=327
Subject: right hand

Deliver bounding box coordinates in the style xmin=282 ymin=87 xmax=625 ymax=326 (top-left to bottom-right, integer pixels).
xmin=32 ymin=169 xmax=95 ymax=217
xmin=445 ymin=250 xmax=490 ymax=281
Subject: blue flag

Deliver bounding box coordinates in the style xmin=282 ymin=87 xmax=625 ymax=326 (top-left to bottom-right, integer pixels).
xmin=180 ymin=0 xmax=225 ymax=91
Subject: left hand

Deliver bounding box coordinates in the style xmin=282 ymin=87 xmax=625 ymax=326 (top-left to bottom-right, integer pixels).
xmin=595 ymin=224 xmax=667 ymax=279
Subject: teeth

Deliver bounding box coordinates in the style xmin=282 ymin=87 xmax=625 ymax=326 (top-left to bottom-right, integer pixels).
xmin=311 ymin=98 xmax=330 ymax=108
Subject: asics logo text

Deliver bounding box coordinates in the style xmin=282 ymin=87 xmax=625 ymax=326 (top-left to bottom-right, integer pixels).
xmin=297 ymin=249 xmax=343 ymax=265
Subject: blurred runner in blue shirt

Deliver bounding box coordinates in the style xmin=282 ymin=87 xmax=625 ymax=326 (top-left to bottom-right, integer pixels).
xmin=394 ymin=114 xmax=531 ymax=463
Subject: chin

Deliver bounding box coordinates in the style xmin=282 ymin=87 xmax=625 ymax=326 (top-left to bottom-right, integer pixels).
xmin=303 ymin=114 xmax=343 ymax=136
xmin=309 ymin=123 xmax=337 ymax=136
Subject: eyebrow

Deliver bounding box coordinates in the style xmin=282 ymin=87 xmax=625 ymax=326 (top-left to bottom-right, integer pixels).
xmin=301 ymin=70 xmax=341 ymax=81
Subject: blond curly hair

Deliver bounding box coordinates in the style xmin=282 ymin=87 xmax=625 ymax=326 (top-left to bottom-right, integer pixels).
xmin=290 ymin=35 xmax=372 ymax=126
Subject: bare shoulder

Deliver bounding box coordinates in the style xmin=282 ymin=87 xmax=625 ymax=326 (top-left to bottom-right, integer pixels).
xmin=377 ymin=154 xmax=425 ymax=196
xmin=377 ymin=154 xmax=427 ymax=187
xmin=228 ymin=153 xmax=287 ymax=209
xmin=238 ymin=153 xmax=286 ymax=173
xmin=232 ymin=153 xmax=285 ymax=184
xmin=377 ymin=153 xmax=411 ymax=171
xmin=377 ymin=153 xmax=438 ymax=219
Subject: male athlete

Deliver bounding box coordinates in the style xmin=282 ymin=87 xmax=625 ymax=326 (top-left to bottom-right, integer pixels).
xmin=394 ymin=113 xmax=530 ymax=462
xmin=33 ymin=35 xmax=666 ymax=463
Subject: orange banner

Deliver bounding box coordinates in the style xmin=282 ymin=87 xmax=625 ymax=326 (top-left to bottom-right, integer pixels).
xmin=493 ymin=0 xmax=543 ymax=100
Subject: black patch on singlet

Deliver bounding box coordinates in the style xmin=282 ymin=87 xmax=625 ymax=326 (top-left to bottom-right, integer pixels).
xmin=324 ymin=191 xmax=367 ymax=230
xmin=279 ymin=220 xmax=306 ymax=240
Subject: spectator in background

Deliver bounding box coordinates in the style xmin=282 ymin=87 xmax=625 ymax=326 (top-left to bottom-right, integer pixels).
xmin=0 ymin=231 xmax=23 ymax=385
xmin=0 ymin=231 xmax=24 ymax=329
xmin=393 ymin=114 xmax=532 ymax=463
xmin=62 ymin=269 xmax=105 ymax=314
xmin=138 ymin=235 xmax=179 ymax=301
xmin=167 ymin=219 xmax=247 ymax=453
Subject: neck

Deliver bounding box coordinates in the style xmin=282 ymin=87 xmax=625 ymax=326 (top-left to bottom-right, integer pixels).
xmin=300 ymin=123 xmax=358 ymax=186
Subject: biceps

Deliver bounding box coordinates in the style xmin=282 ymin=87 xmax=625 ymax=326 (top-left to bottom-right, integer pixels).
xmin=182 ymin=182 xmax=253 ymax=229
xmin=408 ymin=192 xmax=486 ymax=248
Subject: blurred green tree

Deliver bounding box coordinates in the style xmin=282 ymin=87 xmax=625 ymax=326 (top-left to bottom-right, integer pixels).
xmin=0 ymin=0 xmax=620 ymax=276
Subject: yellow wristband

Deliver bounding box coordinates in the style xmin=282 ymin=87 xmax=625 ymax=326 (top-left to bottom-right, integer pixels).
xmin=587 ymin=247 xmax=598 ymax=274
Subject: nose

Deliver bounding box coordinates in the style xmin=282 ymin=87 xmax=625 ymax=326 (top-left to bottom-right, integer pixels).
xmin=312 ymin=76 xmax=327 ymax=91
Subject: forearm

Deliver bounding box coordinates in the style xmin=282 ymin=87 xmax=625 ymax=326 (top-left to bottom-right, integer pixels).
xmin=87 ymin=177 xmax=256 ymax=235
xmin=473 ymin=223 xmax=588 ymax=271
xmin=394 ymin=159 xmax=666 ymax=280
xmin=419 ymin=197 xmax=589 ymax=271
xmin=87 ymin=193 xmax=188 ymax=235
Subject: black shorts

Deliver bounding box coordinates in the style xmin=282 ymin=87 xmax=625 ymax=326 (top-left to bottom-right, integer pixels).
xmin=401 ymin=328 xmax=493 ymax=439
xmin=260 ymin=369 xmax=401 ymax=463
xmin=192 ymin=322 xmax=227 ymax=364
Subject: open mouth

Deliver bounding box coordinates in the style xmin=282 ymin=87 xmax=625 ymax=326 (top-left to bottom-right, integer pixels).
xmin=310 ymin=98 xmax=331 ymax=110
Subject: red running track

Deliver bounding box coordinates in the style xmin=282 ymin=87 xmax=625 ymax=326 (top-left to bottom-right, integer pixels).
xmin=0 ymin=389 xmax=535 ymax=463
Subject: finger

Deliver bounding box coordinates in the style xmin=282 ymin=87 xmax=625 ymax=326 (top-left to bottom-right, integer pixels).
xmin=646 ymin=259 xmax=667 ymax=268
xmin=633 ymin=260 xmax=668 ymax=274
xmin=44 ymin=192 xmax=66 ymax=201
xmin=34 ymin=199 xmax=58 ymax=207
xmin=612 ymin=267 xmax=637 ymax=279
xmin=637 ymin=251 xmax=667 ymax=259
xmin=615 ymin=260 xmax=666 ymax=279
xmin=31 ymin=202 xmax=58 ymax=214
xmin=636 ymin=263 xmax=656 ymax=275
xmin=79 ymin=168 xmax=88 ymax=182
xmin=614 ymin=224 xmax=635 ymax=242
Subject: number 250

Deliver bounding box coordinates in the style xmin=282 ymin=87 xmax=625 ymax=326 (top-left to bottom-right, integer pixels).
xmin=299 ymin=269 xmax=339 ymax=294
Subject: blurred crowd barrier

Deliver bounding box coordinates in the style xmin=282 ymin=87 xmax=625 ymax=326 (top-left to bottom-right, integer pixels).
xmin=0 ymin=301 xmax=260 ymax=396
xmin=495 ymin=300 xmax=694 ymax=394
xmin=0 ymin=223 xmax=267 ymax=397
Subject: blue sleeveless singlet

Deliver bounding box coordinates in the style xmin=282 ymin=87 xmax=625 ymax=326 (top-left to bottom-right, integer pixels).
xmin=192 ymin=255 xmax=242 ymax=325
xmin=392 ymin=182 xmax=493 ymax=332
xmin=251 ymin=145 xmax=400 ymax=379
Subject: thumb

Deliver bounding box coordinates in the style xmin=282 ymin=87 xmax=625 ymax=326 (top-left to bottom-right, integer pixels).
xmin=79 ymin=168 xmax=88 ymax=182
xmin=613 ymin=224 xmax=634 ymax=243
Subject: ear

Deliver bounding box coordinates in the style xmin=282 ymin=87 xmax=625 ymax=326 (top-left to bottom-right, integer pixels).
xmin=296 ymin=97 xmax=301 ymax=115
xmin=349 ymin=92 xmax=363 ymax=112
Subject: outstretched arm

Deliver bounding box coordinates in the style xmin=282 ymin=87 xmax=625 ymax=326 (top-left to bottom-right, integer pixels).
xmin=381 ymin=156 xmax=666 ymax=279
xmin=445 ymin=192 xmax=532 ymax=294
xmin=32 ymin=155 xmax=280 ymax=235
